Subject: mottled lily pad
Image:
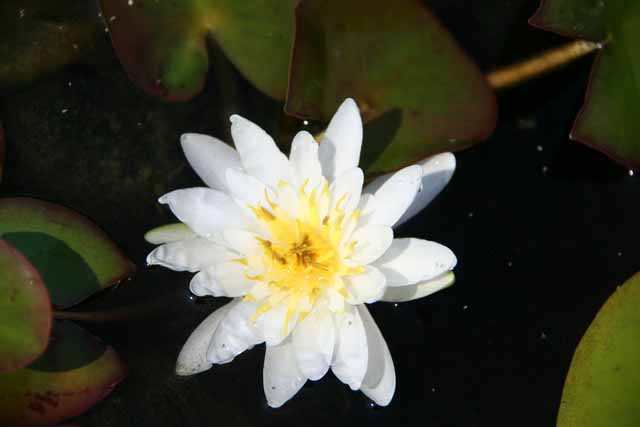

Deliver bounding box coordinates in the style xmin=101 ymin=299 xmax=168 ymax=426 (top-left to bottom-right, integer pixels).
xmin=0 ymin=321 xmax=126 ymax=425
xmin=0 ymin=198 xmax=135 ymax=308
xmin=0 ymin=239 xmax=51 ymax=373
xmin=100 ymin=0 xmax=295 ymax=101
xmin=557 ymin=272 xmax=640 ymax=427
xmin=285 ymin=0 xmax=497 ymax=176
xmin=531 ymin=1 xmax=640 ymax=167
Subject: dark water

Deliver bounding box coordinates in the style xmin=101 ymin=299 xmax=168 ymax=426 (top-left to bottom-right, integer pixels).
xmin=1 ymin=0 xmax=638 ymax=426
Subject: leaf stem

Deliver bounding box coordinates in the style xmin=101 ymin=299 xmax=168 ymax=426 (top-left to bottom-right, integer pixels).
xmin=487 ymin=40 xmax=600 ymax=90
xmin=53 ymin=297 xmax=170 ymax=323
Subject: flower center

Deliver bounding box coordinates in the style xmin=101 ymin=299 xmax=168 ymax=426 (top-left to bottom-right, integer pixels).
xmin=245 ymin=179 xmax=362 ymax=329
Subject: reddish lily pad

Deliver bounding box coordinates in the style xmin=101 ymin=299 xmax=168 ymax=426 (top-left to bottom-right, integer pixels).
xmin=0 ymin=321 xmax=126 ymax=425
xmin=557 ymin=272 xmax=640 ymax=427
xmin=100 ymin=0 xmax=295 ymax=101
xmin=531 ymin=1 xmax=640 ymax=167
xmin=285 ymin=0 xmax=497 ymax=176
xmin=0 ymin=198 xmax=135 ymax=308
xmin=0 ymin=239 xmax=51 ymax=373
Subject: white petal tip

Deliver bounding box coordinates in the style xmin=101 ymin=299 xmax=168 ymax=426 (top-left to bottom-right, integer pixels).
xmin=175 ymin=361 xmax=212 ymax=376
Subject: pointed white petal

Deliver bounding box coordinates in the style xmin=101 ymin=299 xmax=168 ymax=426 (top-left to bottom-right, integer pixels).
xmin=144 ymin=223 xmax=196 ymax=245
xmin=180 ymin=133 xmax=242 ymax=191
xmin=225 ymin=168 xmax=269 ymax=207
xmin=358 ymin=305 xmax=396 ymax=406
xmin=222 ymin=229 xmax=261 ymax=256
xmin=289 ymin=130 xmax=322 ymax=189
xmin=189 ymin=266 xmax=224 ymax=297
xmin=146 ymin=238 xmax=231 ymax=272
xmin=344 ymin=266 xmax=387 ymax=304
xmin=332 ymin=306 xmax=368 ymax=390
xmin=159 ymin=188 xmax=254 ymax=237
xmin=347 ymin=225 xmax=393 ymax=265
xmin=329 ymin=168 xmax=364 ymax=215
xmin=374 ymin=238 xmax=457 ymax=287
xmin=381 ymin=271 xmax=455 ymax=302
xmin=318 ymin=98 xmax=363 ymax=181
xmin=398 ymin=153 xmax=456 ymax=226
xmin=207 ymin=299 xmax=264 ymax=364
xmin=363 ymin=165 xmax=422 ymax=227
xmin=263 ymin=337 xmax=307 ymax=408
xmin=230 ymin=115 xmax=293 ymax=187
xmin=292 ymin=307 xmax=336 ymax=380
xmin=212 ymin=262 xmax=255 ymax=297
xmin=175 ymin=301 xmax=236 ymax=376
xmin=255 ymin=301 xmax=297 ymax=346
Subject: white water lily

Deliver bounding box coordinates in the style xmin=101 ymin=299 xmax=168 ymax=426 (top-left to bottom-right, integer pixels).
xmin=146 ymin=99 xmax=457 ymax=408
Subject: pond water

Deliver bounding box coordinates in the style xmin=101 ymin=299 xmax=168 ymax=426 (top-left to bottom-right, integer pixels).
xmin=1 ymin=0 xmax=638 ymax=426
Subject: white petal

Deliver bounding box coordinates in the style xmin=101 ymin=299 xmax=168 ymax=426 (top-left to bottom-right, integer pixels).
xmin=255 ymin=301 xmax=297 ymax=346
xmin=222 ymin=229 xmax=261 ymax=256
xmin=175 ymin=301 xmax=236 ymax=376
xmin=146 ymin=238 xmax=231 ymax=272
xmin=381 ymin=271 xmax=455 ymax=303
xmin=289 ymin=130 xmax=322 ymax=189
xmin=180 ymin=133 xmax=242 ymax=191
xmin=230 ymin=115 xmax=293 ymax=187
xmin=263 ymin=337 xmax=307 ymax=408
xmin=292 ymin=307 xmax=335 ymax=380
xmin=207 ymin=299 xmax=264 ymax=364
xmin=144 ymin=223 xmax=196 ymax=244
xmin=329 ymin=168 xmax=364 ymax=216
xmin=363 ymin=165 xmax=422 ymax=227
xmin=357 ymin=193 xmax=377 ymax=216
xmin=159 ymin=188 xmax=254 ymax=237
xmin=374 ymin=238 xmax=457 ymax=287
xmin=318 ymin=98 xmax=363 ymax=181
xmin=344 ymin=266 xmax=387 ymax=304
xmin=347 ymin=225 xmax=393 ymax=265
xmin=213 ymin=262 xmax=256 ymax=297
xmin=331 ymin=306 xmax=368 ymax=390
xmin=189 ymin=266 xmax=224 ymax=297
xmin=397 ymin=153 xmax=456 ymax=226
xmin=225 ymin=168 xmax=269 ymax=208
xmin=358 ymin=305 xmax=396 ymax=406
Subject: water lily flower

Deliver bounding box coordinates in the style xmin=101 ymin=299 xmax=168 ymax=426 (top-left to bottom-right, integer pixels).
xmin=146 ymin=99 xmax=457 ymax=408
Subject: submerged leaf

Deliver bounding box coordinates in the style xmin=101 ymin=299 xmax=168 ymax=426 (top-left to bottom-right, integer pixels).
xmin=0 ymin=0 xmax=102 ymax=90
xmin=0 ymin=239 xmax=51 ymax=373
xmin=0 ymin=321 xmax=126 ymax=425
xmin=0 ymin=125 xmax=4 ymax=181
xmin=100 ymin=0 xmax=295 ymax=101
xmin=557 ymin=272 xmax=640 ymax=427
xmin=0 ymin=198 xmax=135 ymax=308
xmin=531 ymin=1 xmax=640 ymax=167
xmin=286 ymin=0 xmax=497 ymax=176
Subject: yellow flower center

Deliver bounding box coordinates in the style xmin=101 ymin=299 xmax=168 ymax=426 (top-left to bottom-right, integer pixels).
xmin=244 ymin=179 xmax=363 ymax=331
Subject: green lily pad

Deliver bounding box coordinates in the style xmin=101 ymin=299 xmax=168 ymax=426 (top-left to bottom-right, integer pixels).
xmin=100 ymin=0 xmax=295 ymax=101
xmin=557 ymin=272 xmax=640 ymax=427
xmin=0 ymin=198 xmax=135 ymax=308
xmin=0 ymin=321 xmax=126 ymax=425
xmin=0 ymin=239 xmax=51 ymax=373
xmin=0 ymin=0 xmax=102 ymax=91
xmin=285 ymin=0 xmax=497 ymax=176
xmin=530 ymin=1 xmax=640 ymax=167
